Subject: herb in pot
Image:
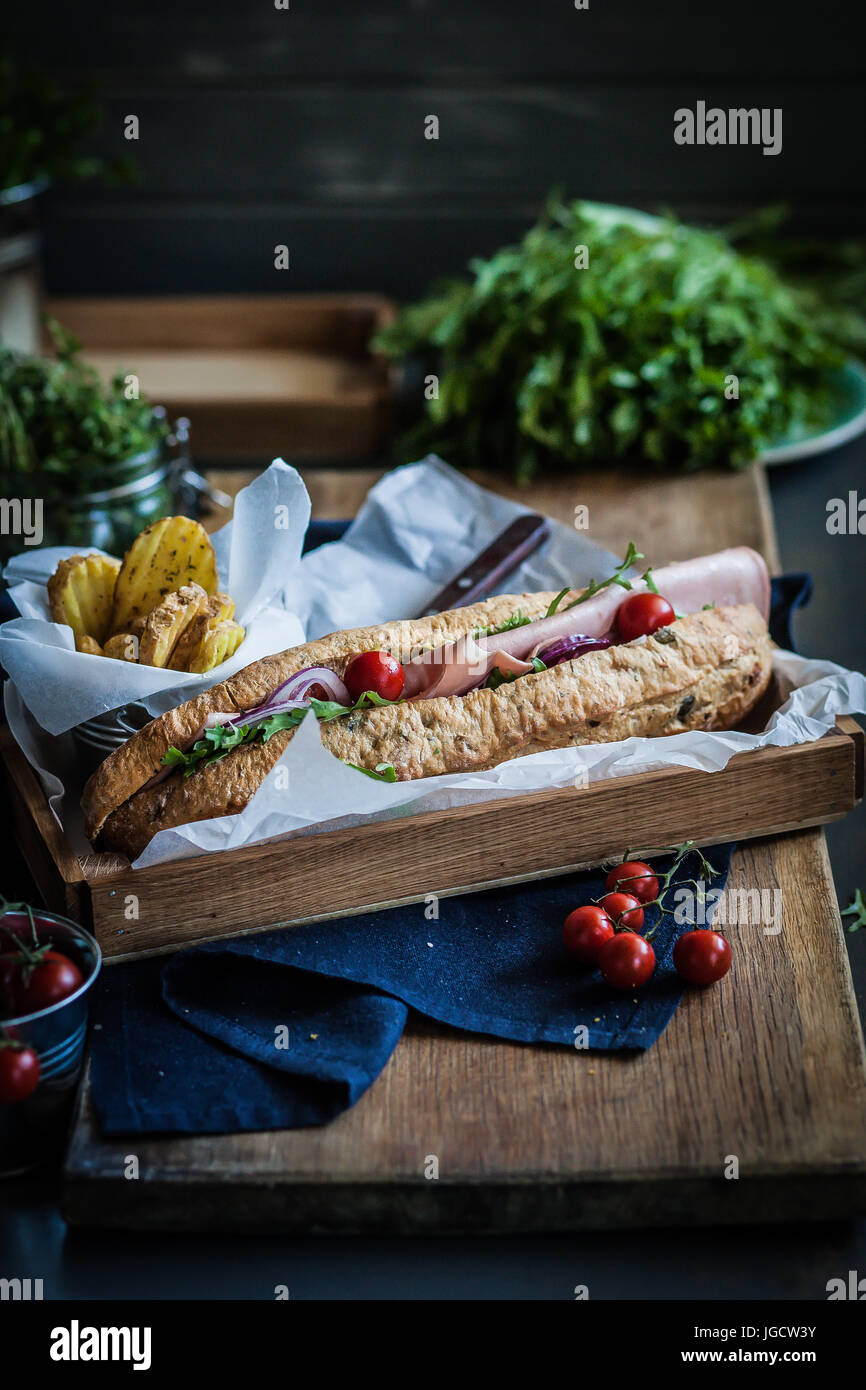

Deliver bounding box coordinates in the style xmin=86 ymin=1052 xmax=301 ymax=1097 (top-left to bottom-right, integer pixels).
xmin=0 ymin=321 xmax=173 ymax=557
xmin=0 ymin=319 xmax=168 ymax=480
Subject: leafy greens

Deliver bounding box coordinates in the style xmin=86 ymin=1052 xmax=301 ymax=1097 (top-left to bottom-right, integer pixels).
xmin=162 ymin=691 xmax=402 ymax=778
xmin=373 ymin=197 xmax=855 ymax=479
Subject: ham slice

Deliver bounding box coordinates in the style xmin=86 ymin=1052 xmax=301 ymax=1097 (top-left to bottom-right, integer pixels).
xmin=402 ymin=546 xmax=770 ymax=699
xmin=401 ymin=635 xmax=536 ymax=699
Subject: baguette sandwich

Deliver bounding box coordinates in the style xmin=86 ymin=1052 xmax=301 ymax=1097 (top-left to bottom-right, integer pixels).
xmin=82 ymin=546 xmax=773 ymax=860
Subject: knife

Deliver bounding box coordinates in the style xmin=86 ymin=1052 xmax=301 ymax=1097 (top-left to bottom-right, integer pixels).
xmin=416 ymin=513 xmax=551 ymax=618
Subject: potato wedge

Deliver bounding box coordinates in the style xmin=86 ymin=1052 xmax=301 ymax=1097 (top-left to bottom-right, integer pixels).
xmin=104 ymin=633 xmax=140 ymax=663
xmin=138 ymin=583 xmax=208 ymax=668
xmin=186 ymin=619 xmax=246 ymax=674
xmin=110 ymin=516 xmax=218 ymax=635
xmin=48 ymin=554 xmax=121 ymax=645
xmin=167 ymin=592 xmax=235 ymax=671
xmin=75 ymin=634 xmax=104 ymax=656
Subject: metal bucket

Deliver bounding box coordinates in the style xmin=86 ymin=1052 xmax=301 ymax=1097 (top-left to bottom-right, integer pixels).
xmin=0 ymin=910 xmax=102 ymax=1177
xmin=72 ymin=701 xmax=152 ymax=775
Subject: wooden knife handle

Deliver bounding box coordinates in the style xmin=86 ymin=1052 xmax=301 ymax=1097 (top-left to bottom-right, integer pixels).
xmin=416 ymin=514 xmax=551 ymax=617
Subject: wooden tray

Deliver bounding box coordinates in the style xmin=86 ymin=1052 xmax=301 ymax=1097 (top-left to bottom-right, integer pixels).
xmin=43 ymin=294 xmax=395 ymax=459
xmin=49 ymin=463 xmax=866 ymax=1234
xmin=2 ymin=710 xmax=862 ymax=963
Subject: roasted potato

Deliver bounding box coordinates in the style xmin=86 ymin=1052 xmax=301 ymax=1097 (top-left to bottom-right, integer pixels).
xmin=110 ymin=516 xmax=218 ymax=635
xmin=75 ymin=634 xmax=104 ymax=656
xmin=138 ymin=583 xmax=208 ymax=668
xmin=104 ymin=632 xmax=140 ymax=663
xmin=167 ymin=592 xmax=235 ymax=671
xmin=186 ymin=619 xmax=246 ymax=674
xmin=48 ymin=554 xmax=121 ymax=645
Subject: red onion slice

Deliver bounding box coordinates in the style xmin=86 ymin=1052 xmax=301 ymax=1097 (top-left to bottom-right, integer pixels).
xmin=203 ymin=666 xmax=352 ymax=738
xmin=262 ymin=666 xmax=351 ymax=708
xmin=531 ymin=633 xmax=612 ymax=666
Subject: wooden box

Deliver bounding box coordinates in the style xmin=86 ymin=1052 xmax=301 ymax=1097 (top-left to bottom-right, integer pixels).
xmin=2 ymin=713 xmax=862 ymax=963
xmin=43 ymin=294 xmax=396 ymax=460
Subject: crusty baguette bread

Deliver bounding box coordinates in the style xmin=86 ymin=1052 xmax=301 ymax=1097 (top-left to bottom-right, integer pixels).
xmin=81 ymin=587 xmax=577 ymax=842
xmin=87 ymin=601 xmax=772 ymax=861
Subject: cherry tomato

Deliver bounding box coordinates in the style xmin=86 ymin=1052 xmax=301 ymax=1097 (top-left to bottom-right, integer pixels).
xmin=616 ymin=592 xmax=676 ymax=642
xmin=563 ymin=905 xmax=614 ymax=964
xmin=0 ymin=1045 xmax=40 ymax=1103
xmin=605 ymin=860 xmax=659 ymax=905
xmin=343 ymin=650 xmax=405 ymax=703
xmin=673 ymin=930 xmax=732 ymax=986
xmin=598 ymin=891 xmax=644 ymax=931
xmin=15 ymin=951 xmax=84 ymax=1015
xmin=599 ymin=933 xmax=656 ymax=990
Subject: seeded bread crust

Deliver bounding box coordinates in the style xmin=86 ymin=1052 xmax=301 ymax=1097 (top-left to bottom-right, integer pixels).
xmin=81 ymin=587 xmax=575 ymax=842
xmin=94 ymin=604 xmax=772 ymax=861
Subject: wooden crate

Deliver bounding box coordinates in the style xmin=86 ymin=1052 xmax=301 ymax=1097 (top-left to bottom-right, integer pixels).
xmin=44 ymin=294 xmax=395 ymax=459
xmin=2 ymin=712 xmax=862 ymax=963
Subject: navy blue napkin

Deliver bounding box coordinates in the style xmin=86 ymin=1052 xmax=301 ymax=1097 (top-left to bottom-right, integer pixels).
xmin=88 ymin=527 xmax=810 ymax=1137
xmin=91 ymin=847 xmax=734 ymax=1135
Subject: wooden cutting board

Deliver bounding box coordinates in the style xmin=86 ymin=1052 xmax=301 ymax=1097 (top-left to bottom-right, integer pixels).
xmin=61 ymin=464 xmax=866 ymax=1232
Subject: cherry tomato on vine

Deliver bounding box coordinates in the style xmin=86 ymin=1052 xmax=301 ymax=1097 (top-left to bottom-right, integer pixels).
xmin=604 ymin=860 xmax=659 ymax=905
xmin=0 ymin=1045 xmax=40 ymax=1103
xmin=673 ymin=930 xmax=732 ymax=986
xmin=343 ymin=650 xmax=405 ymax=703
xmin=616 ymin=592 xmax=676 ymax=642
xmin=563 ymin=905 xmax=614 ymax=964
xmin=599 ymin=933 xmax=656 ymax=990
xmin=15 ymin=951 xmax=83 ymax=1015
xmin=598 ymin=891 xmax=644 ymax=931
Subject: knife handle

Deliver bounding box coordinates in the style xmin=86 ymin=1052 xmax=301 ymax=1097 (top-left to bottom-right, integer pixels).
xmin=417 ymin=513 xmax=551 ymax=617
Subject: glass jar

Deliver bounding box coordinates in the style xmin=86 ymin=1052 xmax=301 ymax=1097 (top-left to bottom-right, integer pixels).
xmin=0 ymin=421 xmax=222 ymax=564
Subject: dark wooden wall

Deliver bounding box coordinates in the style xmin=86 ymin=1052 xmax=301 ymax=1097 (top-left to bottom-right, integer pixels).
xmin=8 ymin=0 xmax=866 ymax=297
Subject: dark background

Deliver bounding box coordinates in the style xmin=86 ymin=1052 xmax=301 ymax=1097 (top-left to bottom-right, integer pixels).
xmin=2 ymin=0 xmax=866 ymax=1300
xmin=8 ymin=0 xmax=866 ymax=295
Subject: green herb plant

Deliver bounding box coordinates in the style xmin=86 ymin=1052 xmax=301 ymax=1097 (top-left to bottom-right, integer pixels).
xmin=0 ymin=319 xmax=168 ymax=485
xmin=374 ymin=197 xmax=857 ymax=480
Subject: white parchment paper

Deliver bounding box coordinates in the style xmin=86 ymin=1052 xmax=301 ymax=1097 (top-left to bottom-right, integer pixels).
xmin=3 ymin=456 xmax=865 ymax=867
xmin=0 ymin=459 xmax=310 ymax=733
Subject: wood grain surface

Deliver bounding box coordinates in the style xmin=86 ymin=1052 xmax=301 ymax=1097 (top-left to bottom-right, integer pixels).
xmin=45 ymin=296 xmax=395 ymax=459
xmin=62 ymin=829 xmax=866 ymax=1232
xmin=59 ymin=463 xmax=866 ymax=1231
xmin=4 ymin=717 xmax=861 ymax=962
xmin=205 ymin=461 xmax=781 ymax=570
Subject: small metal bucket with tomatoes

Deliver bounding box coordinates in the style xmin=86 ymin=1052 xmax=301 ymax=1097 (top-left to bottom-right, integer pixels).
xmin=0 ymin=908 xmax=102 ymax=1177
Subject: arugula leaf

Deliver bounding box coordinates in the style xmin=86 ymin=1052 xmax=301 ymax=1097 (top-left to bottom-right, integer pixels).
xmin=545 ymin=588 xmax=571 ymax=618
xmin=373 ymin=197 xmax=855 ymax=479
xmin=161 ymin=690 xmax=405 ymax=777
xmin=841 ymin=888 xmax=866 ymax=933
xmin=485 ymin=656 xmax=546 ymax=690
xmin=472 ymin=609 xmax=531 ymax=639
xmin=642 ymin=568 xmax=659 ymax=594
xmin=550 ymin=542 xmax=644 ymax=614
xmin=347 ymin=761 xmax=398 ymax=782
